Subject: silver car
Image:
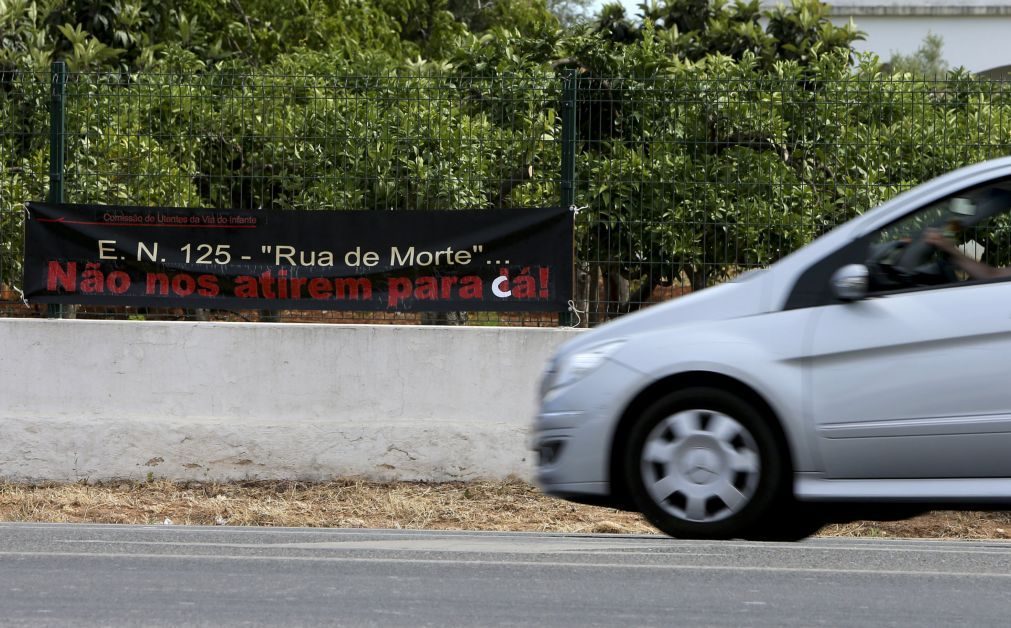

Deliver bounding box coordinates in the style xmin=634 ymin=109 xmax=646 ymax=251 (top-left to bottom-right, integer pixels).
xmin=533 ymin=158 xmax=1011 ymax=540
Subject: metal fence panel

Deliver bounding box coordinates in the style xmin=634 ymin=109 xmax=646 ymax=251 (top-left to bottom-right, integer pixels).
xmin=3 ymin=69 xmax=1011 ymax=325
xmin=571 ymin=74 xmax=1011 ymax=324
xmin=3 ymin=68 xmax=563 ymax=324
xmin=1 ymin=69 xmax=49 ymax=317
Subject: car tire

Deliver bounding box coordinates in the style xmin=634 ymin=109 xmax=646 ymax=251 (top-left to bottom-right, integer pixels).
xmin=624 ymin=387 xmax=787 ymax=540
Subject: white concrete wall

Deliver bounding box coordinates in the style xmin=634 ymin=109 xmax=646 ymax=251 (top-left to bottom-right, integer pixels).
xmin=0 ymin=319 xmax=582 ymax=483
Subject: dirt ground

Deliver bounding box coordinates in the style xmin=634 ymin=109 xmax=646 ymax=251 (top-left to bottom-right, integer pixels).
xmin=2 ymin=479 xmax=1011 ymax=539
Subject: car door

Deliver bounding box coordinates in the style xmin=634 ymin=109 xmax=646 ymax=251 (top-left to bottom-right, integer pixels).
xmin=808 ymin=281 xmax=1011 ymax=478
xmin=805 ymin=182 xmax=1011 ymax=479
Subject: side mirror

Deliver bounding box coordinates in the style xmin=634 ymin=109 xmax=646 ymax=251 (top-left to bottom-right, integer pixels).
xmin=831 ymin=264 xmax=869 ymax=302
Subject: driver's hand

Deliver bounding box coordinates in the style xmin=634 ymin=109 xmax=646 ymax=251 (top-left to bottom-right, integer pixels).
xmin=924 ymin=228 xmax=956 ymax=254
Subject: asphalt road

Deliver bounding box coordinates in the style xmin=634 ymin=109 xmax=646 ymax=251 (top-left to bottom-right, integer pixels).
xmin=1 ymin=523 xmax=1010 ymax=627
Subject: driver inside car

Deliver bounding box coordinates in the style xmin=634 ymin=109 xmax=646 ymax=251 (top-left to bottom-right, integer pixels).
xmin=924 ymin=227 xmax=1011 ymax=280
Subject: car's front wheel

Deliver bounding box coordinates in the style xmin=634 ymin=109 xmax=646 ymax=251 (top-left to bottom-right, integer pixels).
xmin=624 ymin=388 xmax=786 ymax=539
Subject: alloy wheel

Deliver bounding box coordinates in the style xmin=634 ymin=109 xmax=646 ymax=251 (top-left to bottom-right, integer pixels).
xmin=639 ymin=408 xmax=761 ymax=523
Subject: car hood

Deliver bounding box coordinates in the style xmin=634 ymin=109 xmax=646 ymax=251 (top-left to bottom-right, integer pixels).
xmin=557 ymin=270 xmax=772 ymax=358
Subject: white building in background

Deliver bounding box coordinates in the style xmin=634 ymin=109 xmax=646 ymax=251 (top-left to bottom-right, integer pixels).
xmin=603 ymin=0 xmax=1011 ymax=73
xmin=816 ymin=0 xmax=1011 ymax=73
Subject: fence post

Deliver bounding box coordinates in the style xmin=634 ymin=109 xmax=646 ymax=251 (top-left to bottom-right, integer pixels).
xmin=561 ymin=68 xmax=577 ymax=210
xmin=47 ymin=60 xmax=67 ymax=319
xmin=559 ymin=69 xmax=577 ymax=326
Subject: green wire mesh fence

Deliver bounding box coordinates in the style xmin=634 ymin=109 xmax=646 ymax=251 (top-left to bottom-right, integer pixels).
xmin=3 ymin=66 xmax=1011 ymax=325
xmin=569 ymin=73 xmax=1011 ymax=324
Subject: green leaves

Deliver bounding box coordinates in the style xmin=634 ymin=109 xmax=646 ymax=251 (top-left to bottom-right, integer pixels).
xmin=4 ymin=0 xmax=1011 ymax=318
xmin=56 ymin=23 xmax=125 ymax=71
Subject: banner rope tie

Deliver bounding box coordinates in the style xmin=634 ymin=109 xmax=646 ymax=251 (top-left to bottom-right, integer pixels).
xmin=567 ymin=299 xmax=585 ymax=328
xmin=12 ymin=285 xmax=29 ymax=308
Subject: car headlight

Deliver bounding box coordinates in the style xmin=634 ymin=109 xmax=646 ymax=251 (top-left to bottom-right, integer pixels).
xmin=541 ymin=340 xmax=627 ymax=399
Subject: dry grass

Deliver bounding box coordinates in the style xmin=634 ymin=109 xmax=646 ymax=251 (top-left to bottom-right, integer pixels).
xmin=2 ymin=479 xmax=1010 ymax=539
xmin=820 ymin=511 xmax=1011 ymax=540
xmin=0 ymin=479 xmax=655 ymax=534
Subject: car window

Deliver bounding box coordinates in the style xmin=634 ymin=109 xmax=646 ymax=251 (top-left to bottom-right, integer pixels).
xmin=865 ymin=181 xmax=1011 ymax=292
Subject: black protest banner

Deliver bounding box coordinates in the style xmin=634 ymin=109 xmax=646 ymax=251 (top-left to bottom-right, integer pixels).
xmin=24 ymin=203 xmax=573 ymax=312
